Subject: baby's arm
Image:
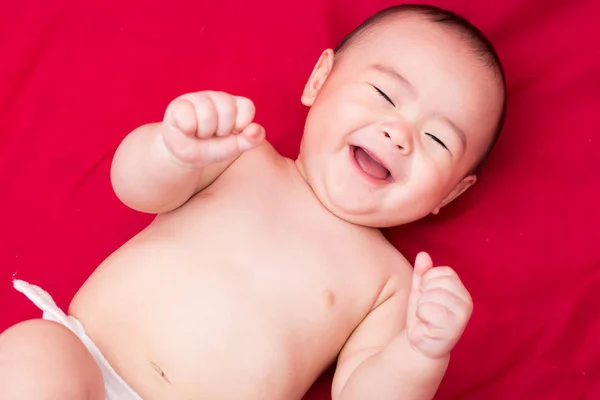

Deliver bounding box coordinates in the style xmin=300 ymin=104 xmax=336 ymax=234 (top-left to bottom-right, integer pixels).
xmin=332 ymin=253 xmax=473 ymax=400
xmin=111 ymin=92 xmax=264 ymax=214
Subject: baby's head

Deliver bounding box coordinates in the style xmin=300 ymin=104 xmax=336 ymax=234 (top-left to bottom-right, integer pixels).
xmin=296 ymin=4 xmax=506 ymax=227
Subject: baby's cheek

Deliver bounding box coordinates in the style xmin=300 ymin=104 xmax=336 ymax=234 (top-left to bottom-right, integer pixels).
xmin=411 ymin=167 xmax=446 ymax=198
xmin=424 ymin=162 xmax=455 ymax=196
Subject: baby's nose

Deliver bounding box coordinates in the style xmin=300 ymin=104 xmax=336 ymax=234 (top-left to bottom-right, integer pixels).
xmin=380 ymin=122 xmax=412 ymax=154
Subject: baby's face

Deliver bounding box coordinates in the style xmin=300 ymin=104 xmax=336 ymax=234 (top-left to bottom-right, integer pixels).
xmin=296 ymin=14 xmax=504 ymax=227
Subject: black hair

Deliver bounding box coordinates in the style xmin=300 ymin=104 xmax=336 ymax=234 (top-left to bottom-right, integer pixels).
xmin=334 ymin=4 xmax=507 ymax=174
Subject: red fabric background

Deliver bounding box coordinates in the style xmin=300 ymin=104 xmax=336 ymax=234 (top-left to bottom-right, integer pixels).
xmin=1 ymin=0 xmax=599 ymax=398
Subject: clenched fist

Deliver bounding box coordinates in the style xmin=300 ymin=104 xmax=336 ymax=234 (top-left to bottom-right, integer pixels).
xmin=405 ymin=252 xmax=473 ymax=359
xmin=161 ymin=91 xmax=265 ymax=167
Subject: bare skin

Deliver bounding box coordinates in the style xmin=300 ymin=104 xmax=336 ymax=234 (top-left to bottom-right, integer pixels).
xmin=0 ymin=14 xmax=503 ymax=400
xmin=70 ymin=141 xmax=416 ymax=400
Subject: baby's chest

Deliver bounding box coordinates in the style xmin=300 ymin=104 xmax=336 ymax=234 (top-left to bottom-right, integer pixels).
xmin=175 ymin=164 xmax=395 ymax=308
xmin=225 ymin=223 xmax=391 ymax=319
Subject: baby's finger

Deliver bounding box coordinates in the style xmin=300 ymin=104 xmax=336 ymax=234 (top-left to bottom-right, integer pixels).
xmin=421 ymin=266 xmax=458 ymax=281
xmin=180 ymin=123 xmax=264 ymax=167
xmin=415 ymin=301 xmax=454 ymax=334
xmin=418 ymin=288 xmax=469 ymax=321
xmin=183 ymin=93 xmax=218 ymax=138
xmin=411 ymin=252 xmax=434 ymax=294
xmin=236 ymin=122 xmax=266 ymax=152
xmin=164 ymin=98 xmax=197 ymax=137
xmin=420 ymin=274 xmax=471 ymax=305
xmin=191 ymin=134 xmax=247 ymax=165
xmin=406 ymin=252 xmax=434 ymax=329
xmin=233 ymin=96 xmax=256 ymax=134
xmin=206 ymin=91 xmax=238 ymax=137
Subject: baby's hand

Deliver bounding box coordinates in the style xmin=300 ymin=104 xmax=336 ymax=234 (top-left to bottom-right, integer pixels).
xmin=405 ymin=252 xmax=473 ymax=359
xmin=161 ymin=91 xmax=265 ymax=167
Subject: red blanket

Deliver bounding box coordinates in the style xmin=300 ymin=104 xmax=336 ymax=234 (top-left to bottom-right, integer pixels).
xmin=1 ymin=0 xmax=599 ymax=398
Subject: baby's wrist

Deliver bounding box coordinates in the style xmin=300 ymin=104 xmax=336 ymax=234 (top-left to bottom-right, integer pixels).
xmin=403 ymin=330 xmax=452 ymax=362
xmin=379 ymin=333 xmax=450 ymax=381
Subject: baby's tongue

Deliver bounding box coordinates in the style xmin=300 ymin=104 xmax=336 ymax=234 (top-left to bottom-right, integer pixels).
xmin=354 ymin=147 xmax=389 ymax=180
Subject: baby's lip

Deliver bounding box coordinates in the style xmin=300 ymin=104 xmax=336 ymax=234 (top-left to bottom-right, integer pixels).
xmin=350 ymin=145 xmax=395 ymax=182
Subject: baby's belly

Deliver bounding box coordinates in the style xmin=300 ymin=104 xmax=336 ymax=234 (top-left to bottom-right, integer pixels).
xmin=69 ymin=231 xmax=353 ymax=400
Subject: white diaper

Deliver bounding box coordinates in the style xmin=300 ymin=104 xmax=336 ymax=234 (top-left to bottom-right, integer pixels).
xmin=13 ymin=280 xmax=144 ymax=400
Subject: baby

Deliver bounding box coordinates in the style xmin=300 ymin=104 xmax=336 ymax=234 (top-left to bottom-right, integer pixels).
xmin=0 ymin=4 xmax=506 ymax=400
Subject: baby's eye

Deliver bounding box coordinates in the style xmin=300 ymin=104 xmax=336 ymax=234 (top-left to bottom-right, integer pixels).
xmin=372 ymin=85 xmax=395 ymax=107
xmin=425 ymin=132 xmax=449 ymax=151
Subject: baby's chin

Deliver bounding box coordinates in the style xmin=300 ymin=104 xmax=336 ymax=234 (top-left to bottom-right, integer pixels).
xmin=313 ymin=186 xmax=424 ymax=229
xmin=299 ymin=159 xmax=437 ymax=228
xmin=332 ymin=211 xmax=421 ymax=229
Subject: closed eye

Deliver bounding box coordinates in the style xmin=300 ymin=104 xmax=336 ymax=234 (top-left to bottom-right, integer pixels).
xmin=371 ymin=85 xmax=396 ymax=107
xmin=425 ymin=132 xmax=450 ymax=152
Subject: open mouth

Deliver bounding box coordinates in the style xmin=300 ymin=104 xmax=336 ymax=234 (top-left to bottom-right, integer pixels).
xmin=350 ymin=145 xmax=391 ymax=181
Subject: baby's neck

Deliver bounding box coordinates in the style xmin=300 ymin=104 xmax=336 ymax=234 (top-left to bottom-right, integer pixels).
xmin=293 ymin=158 xmax=308 ymax=182
xmin=289 ymin=156 xmax=383 ymax=235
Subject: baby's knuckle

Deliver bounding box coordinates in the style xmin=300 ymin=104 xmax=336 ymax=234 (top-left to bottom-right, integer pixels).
xmin=237 ymin=97 xmax=255 ymax=113
xmin=220 ymin=102 xmax=237 ymax=117
xmin=168 ymin=97 xmax=189 ymax=112
xmin=191 ymin=91 xmax=211 ymax=102
xmin=457 ymin=307 xmax=472 ymax=322
xmin=196 ymin=103 xmax=214 ymax=121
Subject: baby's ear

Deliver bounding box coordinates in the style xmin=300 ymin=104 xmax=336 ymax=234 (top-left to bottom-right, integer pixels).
xmin=432 ymin=175 xmax=477 ymax=215
xmin=301 ymin=49 xmax=335 ymax=106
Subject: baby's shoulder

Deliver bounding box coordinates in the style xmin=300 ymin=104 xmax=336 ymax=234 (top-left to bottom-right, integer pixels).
xmin=362 ymin=238 xmax=413 ymax=306
xmin=361 ymin=234 xmax=412 ymax=272
xmin=224 ymin=140 xmax=296 ymax=185
xmin=236 ymin=140 xmax=285 ymax=167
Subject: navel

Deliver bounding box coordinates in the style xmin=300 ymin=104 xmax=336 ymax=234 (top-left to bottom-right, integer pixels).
xmin=150 ymin=361 xmax=171 ymax=384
